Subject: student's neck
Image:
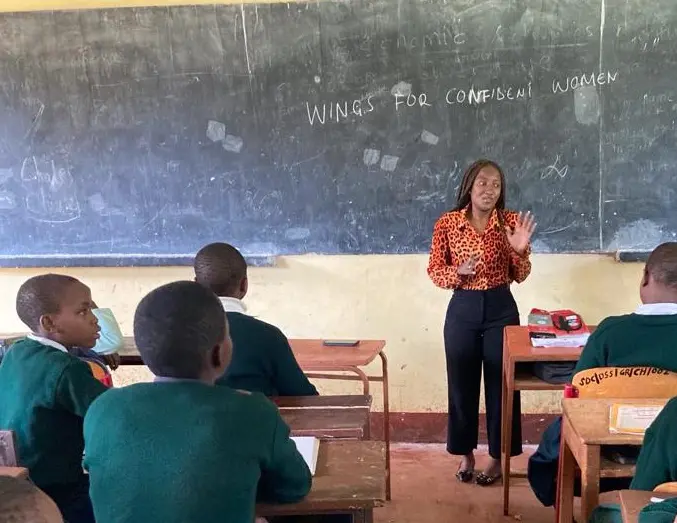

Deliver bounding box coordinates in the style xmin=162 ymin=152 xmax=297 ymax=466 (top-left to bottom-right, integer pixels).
xmin=645 ymin=294 xmax=677 ymax=305
xmin=33 ymin=331 xmax=73 ymax=349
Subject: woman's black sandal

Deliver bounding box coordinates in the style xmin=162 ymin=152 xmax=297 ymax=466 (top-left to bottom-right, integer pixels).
xmin=455 ymin=467 xmax=474 ymax=483
xmin=475 ymin=471 xmax=502 ymax=486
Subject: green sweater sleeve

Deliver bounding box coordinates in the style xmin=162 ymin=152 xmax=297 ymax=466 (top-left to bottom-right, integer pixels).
xmin=55 ymin=360 xmax=109 ymax=417
xmin=631 ymin=400 xmax=677 ymax=491
xmin=258 ymin=411 xmax=312 ymax=503
xmin=272 ymin=331 xmax=318 ymax=397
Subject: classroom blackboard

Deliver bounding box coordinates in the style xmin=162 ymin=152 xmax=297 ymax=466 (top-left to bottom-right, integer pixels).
xmin=0 ymin=0 xmax=675 ymax=265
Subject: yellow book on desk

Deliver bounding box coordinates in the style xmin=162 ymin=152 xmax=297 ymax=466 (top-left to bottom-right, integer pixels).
xmin=609 ymin=403 xmax=664 ymax=435
xmin=291 ymin=437 xmax=320 ymax=476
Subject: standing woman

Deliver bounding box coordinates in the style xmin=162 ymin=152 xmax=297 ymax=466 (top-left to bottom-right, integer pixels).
xmin=427 ymin=159 xmax=536 ymax=486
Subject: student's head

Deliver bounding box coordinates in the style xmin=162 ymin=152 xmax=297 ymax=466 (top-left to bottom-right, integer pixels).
xmin=640 ymin=242 xmax=677 ymax=304
xmin=0 ymin=476 xmax=63 ymax=523
xmin=15 ymin=274 xmax=100 ymax=349
xmin=194 ymin=242 xmax=248 ymax=299
xmin=454 ymin=159 xmax=506 ymax=214
xmin=134 ymin=281 xmax=232 ymax=383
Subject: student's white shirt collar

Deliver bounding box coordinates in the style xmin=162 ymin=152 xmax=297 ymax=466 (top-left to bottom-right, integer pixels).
xmin=635 ymin=303 xmax=677 ymax=315
xmin=27 ymin=334 xmax=68 ymax=353
xmin=219 ymin=297 xmax=248 ymax=315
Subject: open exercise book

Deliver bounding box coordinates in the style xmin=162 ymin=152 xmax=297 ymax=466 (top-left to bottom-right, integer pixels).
xmin=291 ymin=437 xmax=320 ymax=476
xmin=609 ymin=403 xmax=665 ymax=435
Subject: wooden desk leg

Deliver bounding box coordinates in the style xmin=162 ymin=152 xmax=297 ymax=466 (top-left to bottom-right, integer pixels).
xmin=379 ymin=351 xmax=391 ymax=502
xmin=501 ymin=360 xmax=515 ymax=516
xmin=580 ymin=444 xmax=601 ymax=523
xmin=557 ymin=431 xmax=576 ymax=523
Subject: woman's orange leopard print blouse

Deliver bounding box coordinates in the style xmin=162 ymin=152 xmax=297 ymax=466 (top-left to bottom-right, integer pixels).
xmin=427 ymin=206 xmax=531 ymax=290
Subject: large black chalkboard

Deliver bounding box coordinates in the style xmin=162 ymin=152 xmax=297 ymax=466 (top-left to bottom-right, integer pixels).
xmin=0 ymin=0 xmax=675 ymax=265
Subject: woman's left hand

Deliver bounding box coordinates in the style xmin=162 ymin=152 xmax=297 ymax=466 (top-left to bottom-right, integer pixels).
xmin=506 ymin=211 xmax=536 ymax=255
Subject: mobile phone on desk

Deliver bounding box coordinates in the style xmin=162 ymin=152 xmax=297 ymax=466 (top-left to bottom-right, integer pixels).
xmin=322 ymin=339 xmax=360 ymax=347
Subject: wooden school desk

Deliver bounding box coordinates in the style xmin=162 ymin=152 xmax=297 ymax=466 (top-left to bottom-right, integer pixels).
xmin=278 ymin=395 xmax=372 ymax=440
xmin=119 ymin=337 xmax=393 ymax=500
xmin=619 ymin=490 xmax=657 ymax=523
xmin=0 ymin=466 xmax=29 ymax=479
xmin=257 ymin=440 xmax=386 ymax=523
xmin=501 ymin=325 xmax=588 ymax=515
xmin=558 ymin=398 xmax=667 ymax=523
xmin=275 ymin=395 xmax=372 ymax=439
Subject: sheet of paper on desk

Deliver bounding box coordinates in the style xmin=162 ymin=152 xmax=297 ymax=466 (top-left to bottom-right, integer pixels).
xmin=530 ymin=334 xmax=590 ymax=348
xmin=609 ymin=404 xmax=664 ymax=435
xmin=291 ymin=437 xmax=319 ymax=476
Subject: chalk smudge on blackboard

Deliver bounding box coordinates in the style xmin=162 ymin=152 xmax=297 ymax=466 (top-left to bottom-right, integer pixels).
xmin=390 ymin=81 xmax=412 ymax=97
xmin=206 ymin=120 xmax=226 ymax=142
xmin=380 ymin=155 xmax=399 ymax=172
xmin=223 ymin=135 xmax=244 ymax=153
xmin=421 ymin=130 xmax=439 ymax=145
xmin=363 ymin=149 xmax=381 ymax=166
xmin=574 ymin=86 xmax=600 ymax=125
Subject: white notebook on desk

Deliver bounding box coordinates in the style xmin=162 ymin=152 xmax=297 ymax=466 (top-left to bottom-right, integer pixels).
xmin=291 ymin=437 xmax=320 ymax=476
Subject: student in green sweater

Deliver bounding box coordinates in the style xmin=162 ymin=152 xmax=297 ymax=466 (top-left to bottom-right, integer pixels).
xmin=83 ymin=281 xmax=312 ymax=523
xmin=588 ymin=396 xmax=677 ymax=523
xmin=529 ymin=242 xmax=677 ymax=507
xmin=631 ymin=396 xmax=677 ymax=491
xmin=194 ymin=242 xmax=318 ymax=396
xmin=0 ymin=274 xmax=108 ymax=523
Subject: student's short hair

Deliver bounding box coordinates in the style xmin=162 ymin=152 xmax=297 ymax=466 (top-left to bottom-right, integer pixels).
xmin=0 ymin=476 xmax=62 ymax=523
xmin=16 ymin=274 xmax=80 ymax=332
xmin=194 ymin=242 xmax=247 ymax=296
xmin=133 ymin=281 xmax=227 ymax=379
xmin=647 ymin=242 xmax=677 ymax=288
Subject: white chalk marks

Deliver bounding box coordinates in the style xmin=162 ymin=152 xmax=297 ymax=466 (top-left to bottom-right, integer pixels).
xmin=421 ymin=130 xmax=439 ymax=145
xmin=541 ymin=155 xmax=569 ymax=180
xmin=363 ymin=148 xmax=380 ymax=166
xmin=206 ymin=120 xmax=244 ymax=154
xmin=223 ymin=135 xmax=244 ymax=153
xmin=21 ymin=156 xmax=81 ymax=223
xmin=380 ymin=155 xmax=399 ymax=172
xmin=206 ymin=120 xmax=226 ymax=142
xmin=552 ymin=70 xmax=618 ymax=94
xmin=574 ymin=86 xmax=600 ymax=125
xmin=390 ymin=81 xmax=412 ymax=97
xmin=0 ymin=168 xmax=16 ymax=211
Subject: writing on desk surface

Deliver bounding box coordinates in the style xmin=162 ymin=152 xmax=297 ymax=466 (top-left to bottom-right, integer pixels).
xmin=575 ymin=367 xmax=671 ymax=386
xmin=304 ymin=70 xmax=619 ymax=126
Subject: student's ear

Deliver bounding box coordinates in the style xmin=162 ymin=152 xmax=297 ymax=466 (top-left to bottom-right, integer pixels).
xmin=641 ymin=267 xmax=650 ymax=287
xmin=211 ymin=337 xmax=232 ymax=373
xmin=239 ymin=276 xmax=249 ymax=299
xmin=38 ymin=314 xmax=57 ymax=334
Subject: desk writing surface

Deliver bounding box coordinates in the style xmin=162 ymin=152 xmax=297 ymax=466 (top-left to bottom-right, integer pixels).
xmin=273 ymin=395 xmax=372 ymax=409
xmin=0 ymin=467 xmax=29 ymax=479
xmin=282 ymin=408 xmax=368 ymax=437
xmin=620 ymin=490 xmax=655 ymax=523
xmin=562 ymin=398 xmax=667 ymax=446
xmin=257 ymin=440 xmax=385 ymax=515
xmin=504 ymin=325 xmax=596 ymax=362
xmin=291 ymin=339 xmax=385 ymax=368
xmin=119 ymin=338 xmax=385 ymax=368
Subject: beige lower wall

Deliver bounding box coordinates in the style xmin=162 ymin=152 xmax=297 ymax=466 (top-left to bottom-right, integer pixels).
xmin=0 ymin=254 xmax=642 ymax=412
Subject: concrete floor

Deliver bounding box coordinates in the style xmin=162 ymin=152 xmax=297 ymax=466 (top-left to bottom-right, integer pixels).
xmin=375 ymin=444 xmax=618 ymax=523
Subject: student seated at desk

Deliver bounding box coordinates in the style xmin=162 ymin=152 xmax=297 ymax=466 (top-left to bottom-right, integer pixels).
xmin=194 ymin=242 xmax=318 ymax=397
xmin=0 ymin=274 xmax=108 ymax=523
xmin=0 ymin=475 xmax=64 ymax=523
xmin=528 ymin=242 xmax=677 ymax=507
xmin=589 ymin=396 xmax=677 ymax=523
xmin=83 ymin=281 xmax=312 ymax=523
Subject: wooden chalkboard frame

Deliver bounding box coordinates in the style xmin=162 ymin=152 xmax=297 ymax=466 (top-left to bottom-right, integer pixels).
xmin=0 ymin=255 xmax=277 ymax=268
